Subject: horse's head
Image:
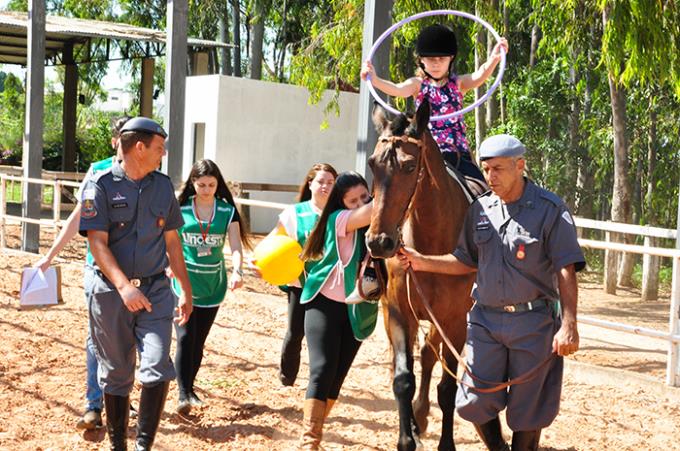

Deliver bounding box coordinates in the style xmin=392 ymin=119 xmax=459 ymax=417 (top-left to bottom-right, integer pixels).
xmin=366 ymin=101 xmax=432 ymax=258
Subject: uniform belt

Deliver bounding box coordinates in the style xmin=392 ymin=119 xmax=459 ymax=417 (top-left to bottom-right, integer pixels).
xmin=482 ymin=299 xmax=553 ymax=313
xmin=96 ymin=271 xmax=166 ymax=288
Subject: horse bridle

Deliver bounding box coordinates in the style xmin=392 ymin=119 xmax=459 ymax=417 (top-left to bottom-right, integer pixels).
xmin=375 ymin=134 xmax=430 ymax=243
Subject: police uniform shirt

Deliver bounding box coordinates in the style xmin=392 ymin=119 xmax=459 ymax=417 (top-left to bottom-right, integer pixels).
xmin=79 ymin=160 xmax=183 ymax=278
xmin=453 ymin=179 xmax=585 ymax=307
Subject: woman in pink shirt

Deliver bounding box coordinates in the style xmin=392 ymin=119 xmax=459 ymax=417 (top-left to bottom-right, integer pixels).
xmin=296 ymin=172 xmax=374 ymax=450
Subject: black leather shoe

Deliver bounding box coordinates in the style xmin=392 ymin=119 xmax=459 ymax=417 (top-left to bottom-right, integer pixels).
xmin=474 ymin=417 xmax=510 ymax=451
xmin=511 ymin=429 xmax=541 ymax=451
xmin=135 ymin=381 xmax=169 ymax=451
xmin=104 ymin=393 xmax=130 ymax=451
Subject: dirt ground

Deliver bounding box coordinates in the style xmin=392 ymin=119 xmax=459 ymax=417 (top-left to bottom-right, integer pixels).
xmin=1 ymin=228 xmax=679 ymax=450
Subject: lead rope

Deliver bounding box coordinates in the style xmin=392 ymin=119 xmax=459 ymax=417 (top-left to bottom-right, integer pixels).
xmin=405 ymin=264 xmax=555 ymax=394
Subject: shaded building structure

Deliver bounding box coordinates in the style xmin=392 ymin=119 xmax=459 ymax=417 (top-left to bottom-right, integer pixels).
xmin=0 ymin=7 xmax=231 ymax=252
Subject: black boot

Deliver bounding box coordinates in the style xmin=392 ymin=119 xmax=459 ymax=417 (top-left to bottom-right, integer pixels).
xmin=511 ymin=429 xmax=541 ymax=451
xmin=104 ymin=393 xmax=130 ymax=451
xmin=134 ymin=381 xmax=169 ymax=451
xmin=473 ymin=417 xmax=510 ymax=451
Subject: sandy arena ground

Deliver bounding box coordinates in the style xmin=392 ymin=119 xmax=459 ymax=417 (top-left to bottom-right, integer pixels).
xmin=0 ymin=228 xmax=679 ymax=450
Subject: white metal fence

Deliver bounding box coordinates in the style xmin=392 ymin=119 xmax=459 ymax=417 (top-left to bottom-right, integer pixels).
xmin=1 ymin=174 xmax=678 ymax=386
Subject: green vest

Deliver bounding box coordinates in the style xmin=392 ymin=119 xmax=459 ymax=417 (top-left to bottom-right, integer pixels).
xmin=293 ymin=200 xmax=320 ymax=285
xmin=171 ymin=197 xmax=235 ymax=307
xmin=85 ymin=156 xmax=115 ymax=267
xmin=299 ymin=210 xmax=378 ymax=341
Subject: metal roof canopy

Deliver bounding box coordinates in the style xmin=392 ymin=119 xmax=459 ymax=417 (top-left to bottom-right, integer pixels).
xmin=0 ymin=11 xmax=234 ymax=66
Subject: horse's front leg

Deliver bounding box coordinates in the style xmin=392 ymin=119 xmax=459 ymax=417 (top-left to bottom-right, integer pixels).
xmin=436 ymin=346 xmax=459 ymax=451
xmin=386 ymin=304 xmax=421 ymax=451
xmin=413 ymin=325 xmax=440 ymax=434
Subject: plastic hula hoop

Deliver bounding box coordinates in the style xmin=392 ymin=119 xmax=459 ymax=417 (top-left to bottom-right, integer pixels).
xmin=366 ymin=9 xmax=506 ymax=121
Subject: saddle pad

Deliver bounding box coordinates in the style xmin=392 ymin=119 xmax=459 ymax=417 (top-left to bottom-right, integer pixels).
xmin=443 ymin=161 xmax=488 ymax=204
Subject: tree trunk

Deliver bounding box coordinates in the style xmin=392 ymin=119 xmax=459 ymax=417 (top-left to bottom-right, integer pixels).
xmin=500 ymin=0 xmax=509 ymax=122
xmin=642 ymin=105 xmax=659 ymax=301
xmin=529 ymin=23 xmax=540 ymax=68
xmin=276 ymin=0 xmax=288 ymax=81
xmin=232 ymin=0 xmax=242 ymax=77
xmin=605 ymin=73 xmax=631 ymax=294
xmin=249 ymin=0 xmax=265 ymax=79
xmin=218 ymin=9 xmax=232 ymax=76
xmin=618 ymin=156 xmax=641 ymax=287
xmin=485 ymin=0 xmax=499 ymax=130
xmin=566 ymin=55 xmax=581 ymax=212
xmin=474 ymin=4 xmax=486 ymax=155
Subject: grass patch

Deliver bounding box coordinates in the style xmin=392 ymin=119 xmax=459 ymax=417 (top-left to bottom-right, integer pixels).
xmin=4 ymin=181 xmax=54 ymax=204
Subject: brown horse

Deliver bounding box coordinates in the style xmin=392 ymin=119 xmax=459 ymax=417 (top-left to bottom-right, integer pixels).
xmin=366 ymin=101 xmax=475 ymax=451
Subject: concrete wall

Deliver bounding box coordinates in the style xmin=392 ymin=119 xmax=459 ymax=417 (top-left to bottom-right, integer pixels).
xmin=183 ymin=75 xmax=359 ymax=233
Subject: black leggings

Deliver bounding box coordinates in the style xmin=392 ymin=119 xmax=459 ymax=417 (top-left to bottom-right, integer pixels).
xmin=280 ymin=286 xmax=305 ymax=378
xmin=174 ymin=305 xmax=219 ymax=397
xmin=304 ymin=294 xmax=362 ymax=401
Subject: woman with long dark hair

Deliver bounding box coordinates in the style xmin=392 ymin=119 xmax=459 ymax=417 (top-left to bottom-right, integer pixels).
xmin=297 ymin=171 xmax=374 ymax=450
xmin=268 ymin=163 xmax=337 ymax=387
xmin=172 ymin=159 xmax=251 ymax=414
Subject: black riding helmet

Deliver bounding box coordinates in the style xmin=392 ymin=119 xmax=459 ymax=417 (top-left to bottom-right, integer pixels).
xmin=416 ymin=24 xmax=458 ymax=57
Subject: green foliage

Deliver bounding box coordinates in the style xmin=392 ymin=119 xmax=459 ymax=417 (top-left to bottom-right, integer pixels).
xmin=0 ymin=73 xmax=25 ymax=161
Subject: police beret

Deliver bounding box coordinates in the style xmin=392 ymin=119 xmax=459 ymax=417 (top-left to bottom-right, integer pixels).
xmin=478 ymin=134 xmax=526 ymax=161
xmin=120 ymin=117 xmax=167 ymax=139
xmin=416 ymin=24 xmax=457 ymax=57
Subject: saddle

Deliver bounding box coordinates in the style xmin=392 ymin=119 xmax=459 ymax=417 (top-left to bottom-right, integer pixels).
xmin=443 ymin=160 xmax=488 ymax=204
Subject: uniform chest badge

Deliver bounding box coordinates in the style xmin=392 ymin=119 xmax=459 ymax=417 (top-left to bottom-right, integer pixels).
xmin=476 ymin=212 xmax=490 ymax=230
xmin=516 ymin=244 xmax=526 ymax=260
xmin=112 ymin=192 xmax=126 ymax=202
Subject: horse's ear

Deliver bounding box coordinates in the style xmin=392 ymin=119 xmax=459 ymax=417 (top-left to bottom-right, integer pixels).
xmin=415 ymin=100 xmax=430 ymax=136
xmin=372 ymin=103 xmax=389 ymax=134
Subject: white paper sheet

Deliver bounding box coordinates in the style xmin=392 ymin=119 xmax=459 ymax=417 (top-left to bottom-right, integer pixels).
xmin=20 ymin=267 xmax=59 ymax=306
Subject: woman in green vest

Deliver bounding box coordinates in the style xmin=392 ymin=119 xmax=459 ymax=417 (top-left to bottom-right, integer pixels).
xmin=270 ymin=163 xmax=337 ymax=387
xmin=297 ymin=171 xmax=374 ymax=450
xmin=171 ymin=159 xmax=251 ymax=414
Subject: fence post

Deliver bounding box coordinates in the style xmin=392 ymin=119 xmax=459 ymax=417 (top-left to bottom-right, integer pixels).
xmin=53 ymin=181 xmax=61 ymax=232
xmin=668 ymin=255 xmax=680 ymax=386
xmin=0 ymin=176 xmax=5 ymax=249
xmin=241 ymin=191 xmax=251 ymax=227
xmin=604 ymin=229 xmax=617 ymax=294
xmin=642 ymin=235 xmax=659 ymax=301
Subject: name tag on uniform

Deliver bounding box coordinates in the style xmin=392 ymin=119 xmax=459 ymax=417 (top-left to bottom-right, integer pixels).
xmin=112 ymin=202 xmax=128 ymax=209
xmin=197 ymin=244 xmax=211 ymax=257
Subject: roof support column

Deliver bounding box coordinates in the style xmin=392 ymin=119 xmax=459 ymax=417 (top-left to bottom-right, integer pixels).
xmin=355 ymin=0 xmax=393 ymax=187
xmin=140 ymin=57 xmax=154 ymax=118
xmin=22 ymin=0 xmax=46 ymax=253
xmin=62 ymin=41 xmax=77 ymax=173
xmin=190 ymin=51 xmax=209 ymax=75
xmin=164 ymin=0 xmax=188 ymax=186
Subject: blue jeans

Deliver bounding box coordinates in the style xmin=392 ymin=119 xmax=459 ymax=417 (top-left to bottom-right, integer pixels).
xmin=85 ymin=331 xmax=103 ymax=411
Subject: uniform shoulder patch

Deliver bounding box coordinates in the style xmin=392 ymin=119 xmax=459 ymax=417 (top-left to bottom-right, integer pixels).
xmin=561 ymin=210 xmax=574 ymax=225
xmin=81 ymin=199 xmax=97 ymax=218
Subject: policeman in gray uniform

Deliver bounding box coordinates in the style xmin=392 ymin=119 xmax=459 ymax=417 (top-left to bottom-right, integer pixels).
xmin=397 ymin=134 xmax=585 ymax=451
xmin=80 ymin=117 xmax=193 ymax=451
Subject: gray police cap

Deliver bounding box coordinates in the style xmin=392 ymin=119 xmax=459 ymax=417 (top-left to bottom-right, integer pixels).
xmin=120 ymin=117 xmax=167 ymax=139
xmin=478 ymin=134 xmax=526 ymax=161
